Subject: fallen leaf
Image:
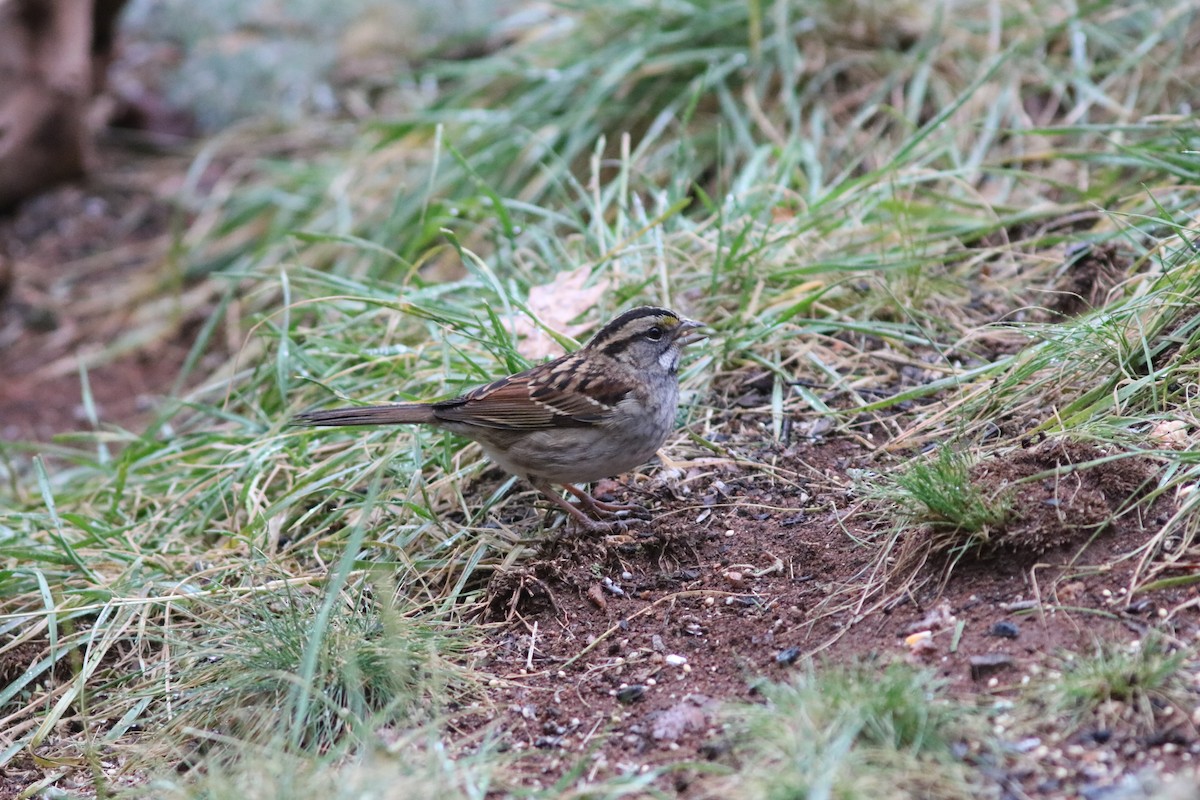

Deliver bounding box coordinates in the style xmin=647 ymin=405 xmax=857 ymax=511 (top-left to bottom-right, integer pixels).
xmin=513 ymin=265 xmax=611 ymax=359
xmin=650 ymin=695 xmax=712 ymax=741
xmin=586 ymin=583 xmax=607 ymax=611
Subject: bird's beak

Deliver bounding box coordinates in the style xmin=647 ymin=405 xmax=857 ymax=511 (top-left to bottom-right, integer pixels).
xmin=676 ymin=319 xmax=707 ymax=347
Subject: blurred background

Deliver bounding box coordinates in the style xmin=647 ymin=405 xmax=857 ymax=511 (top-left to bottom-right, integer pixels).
xmin=0 ymin=0 xmax=522 ymax=439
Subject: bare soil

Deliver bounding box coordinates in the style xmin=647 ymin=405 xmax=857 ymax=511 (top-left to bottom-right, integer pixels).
xmin=0 ymin=140 xmax=199 ymax=443
xmin=459 ymin=436 xmax=1197 ymax=797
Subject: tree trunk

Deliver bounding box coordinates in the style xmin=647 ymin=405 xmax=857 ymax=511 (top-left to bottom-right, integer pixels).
xmin=0 ymin=0 xmax=129 ymax=212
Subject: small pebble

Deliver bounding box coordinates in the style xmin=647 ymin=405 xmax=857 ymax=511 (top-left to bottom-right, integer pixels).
xmin=1124 ymin=599 xmax=1153 ymax=614
xmin=602 ymin=577 xmax=625 ymax=596
xmin=665 ymin=654 xmax=688 ymax=667
xmin=1011 ymin=737 xmax=1041 ymax=753
xmin=969 ymin=652 xmax=1014 ymax=681
xmin=616 ymin=685 xmax=646 ymax=704
xmin=775 ymin=647 xmax=802 ymax=666
xmin=989 ymin=620 xmax=1021 ymax=639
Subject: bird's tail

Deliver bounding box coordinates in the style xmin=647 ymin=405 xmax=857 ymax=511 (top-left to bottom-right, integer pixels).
xmin=292 ymin=403 xmax=437 ymax=427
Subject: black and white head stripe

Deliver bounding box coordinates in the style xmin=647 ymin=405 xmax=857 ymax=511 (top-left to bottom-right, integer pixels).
xmin=585 ymin=307 xmax=680 ymax=350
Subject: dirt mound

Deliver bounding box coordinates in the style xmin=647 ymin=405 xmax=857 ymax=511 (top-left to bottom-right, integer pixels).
xmin=974 ymin=439 xmax=1159 ymax=554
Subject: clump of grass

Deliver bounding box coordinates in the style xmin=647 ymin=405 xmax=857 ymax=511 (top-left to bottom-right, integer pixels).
xmin=1041 ymin=635 xmax=1194 ymax=735
xmin=724 ymin=661 xmax=982 ymax=799
xmin=144 ymin=731 xmax=500 ymax=800
xmin=849 ymin=448 xmax=1014 ymax=609
xmin=939 ymin=261 xmax=1200 ymax=450
xmin=888 ymin=447 xmax=1012 ymax=546
xmin=168 ymin=578 xmax=473 ymax=750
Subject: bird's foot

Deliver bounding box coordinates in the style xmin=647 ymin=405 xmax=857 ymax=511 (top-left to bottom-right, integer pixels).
xmin=561 ymin=484 xmax=650 ymax=519
xmin=593 ymin=500 xmax=651 ymax=518
xmin=551 ymin=510 xmax=629 ymax=537
xmin=534 ymin=481 xmax=649 ymax=536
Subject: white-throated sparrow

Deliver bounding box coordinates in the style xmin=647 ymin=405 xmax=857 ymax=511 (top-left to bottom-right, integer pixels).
xmin=294 ymin=306 xmax=704 ymax=531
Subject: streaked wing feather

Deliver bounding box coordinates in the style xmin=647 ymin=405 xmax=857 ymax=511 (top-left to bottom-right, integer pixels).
xmin=431 ymin=360 xmax=634 ymax=431
xmin=532 ymin=373 xmax=632 ymax=419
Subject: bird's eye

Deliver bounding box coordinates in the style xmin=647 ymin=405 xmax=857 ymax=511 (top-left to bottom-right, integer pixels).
xmin=645 ymin=326 xmax=664 ymax=341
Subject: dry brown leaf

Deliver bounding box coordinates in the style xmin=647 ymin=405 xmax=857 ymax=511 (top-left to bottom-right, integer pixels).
xmin=649 ymin=695 xmax=712 ymax=741
xmin=586 ymin=583 xmax=607 ymax=611
xmin=513 ymin=265 xmax=612 ymax=359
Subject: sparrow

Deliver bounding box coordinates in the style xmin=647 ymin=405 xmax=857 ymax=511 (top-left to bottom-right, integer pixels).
xmin=294 ymin=306 xmax=704 ymax=531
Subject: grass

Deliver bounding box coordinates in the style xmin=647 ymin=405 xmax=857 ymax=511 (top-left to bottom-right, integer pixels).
xmin=885 ymin=447 xmax=1012 ymax=543
xmin=725 ymin=662 xmax=981 ymax=799
xmin=166 ymin=578 xmax=475 ymax=748
xmin=856 ymin=445 xmax=1015 ymax=601
xmin=143 ymin=731 xmax=503 ymax=800
xmin=1040 ymin=634 xmax=1195 ymax=736
xmin=4 ymin=0 xmax=1200 ymax=795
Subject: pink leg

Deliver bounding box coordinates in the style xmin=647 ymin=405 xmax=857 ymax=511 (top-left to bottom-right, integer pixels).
xmin=561 ymin=483 xmax=646 ymax=515
xmin=531 ymin=480 xmax=619 ymax=533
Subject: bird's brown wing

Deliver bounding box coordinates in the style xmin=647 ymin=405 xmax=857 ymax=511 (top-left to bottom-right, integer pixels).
xmin=432 ymin=356 xmax=635 ymax=431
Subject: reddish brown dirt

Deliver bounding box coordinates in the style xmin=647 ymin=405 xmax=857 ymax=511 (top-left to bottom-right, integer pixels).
xmin=453 ymin=437 xmax=1199 ymax=797
xmin=0 ymin=142 xmax=197 ymax=442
